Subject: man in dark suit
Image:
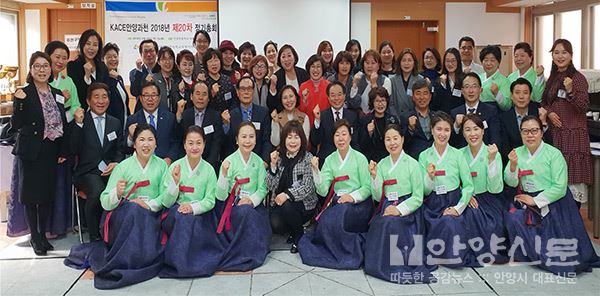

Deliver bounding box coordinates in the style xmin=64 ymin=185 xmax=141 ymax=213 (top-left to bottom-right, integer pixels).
xmin=125 ymin=81 xmax=180 ymax=164
xmin=499 ymin=77 xmax=551 ymax=163
xmin=401 ymin=77 xmax=434 ymax=159
xmin=450 ymin=72 xmax=501 ymax=149
xmin=310 ymin=81 xmax=359 ymax=166
xmin=71 ymin=82 xmax=124 ymax=241
xmin=177 ymin=80 xmax=223 ymax=172
xmin=129 ymin=39 xmax=161 ymax=111
xmin=222 ymin=76 xmax=272 ymax=162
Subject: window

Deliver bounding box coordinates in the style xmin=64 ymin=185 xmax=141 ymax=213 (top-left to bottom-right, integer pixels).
xmin=535 ymin=14 xmax=554 ymax=77
xmin=0 ymin=10 xmax=18 ymax=67
xmin=558 ymin=10 xmax=582 ymax=69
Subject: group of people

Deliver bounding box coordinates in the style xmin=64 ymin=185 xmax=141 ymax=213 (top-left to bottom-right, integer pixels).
xmin=9 ymin=27 xmax=600 ymax=289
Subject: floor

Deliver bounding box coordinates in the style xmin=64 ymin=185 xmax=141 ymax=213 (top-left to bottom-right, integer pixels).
xmin=0 ymin=231 xmax=599 ymax=296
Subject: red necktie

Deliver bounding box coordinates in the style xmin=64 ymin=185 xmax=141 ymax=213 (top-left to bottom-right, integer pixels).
xmin=217 ymin=177 xmax=250 ymax=233
xmin=103 ymin=180 xmax=151 ymax=243
xmin=315 ymin=175 xmax=349 ymax=221
xmin=369 ymin=179 xmax=397 ymax=224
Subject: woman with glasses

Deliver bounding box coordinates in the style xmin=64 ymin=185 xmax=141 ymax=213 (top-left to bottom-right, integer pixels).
xmin=11 ymin=52 xmax=69 ymax=255
xmin=431 ymin=48 xmax=465 ymax=115
xmin=504 ymin=115 xmax=600 ymax=275
xmin=420 ymin=48 xmax=442 ymax=84
xmin=193 ymin=30 xmax=211 ymax=78
xmin=152 ymin=46 xmax=181 ymax=113
xmin=542 ymin=39 xmax=592 ymax=207
xmin=248 ymin=55 xmax=272 ymax=110
xmin=203 ymin=48 xmax=238 ymax=113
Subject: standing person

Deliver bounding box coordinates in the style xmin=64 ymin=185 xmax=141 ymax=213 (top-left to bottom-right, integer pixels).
xmin=45 ymin=40 xmax=81 ymax=122
xmin=401 ymin=78 xmax=435 ymax=159
xmin=266 ymin=121 xmax=317 ymax=253
xmin=358 ymin=86 xmax=399 ymax=162
xmin=270 ymin=85 xmax=310 ymax=147
xmin=269 ymin=44 xmax=309 ymax=110
xmin=248 ymin=55 xmax=272 ymax=110
xmin=504 ymin=116 xmax=600 ymax=275
xmin=215 ymin=122 xmax=271 ymax=271
xmin=420 ymin=47 xmax=442 ymax=84
xmin=192 ymin=30 xmax=211 ymax=78
xmin=390 ymin=48 xmax=421 ymax=117
xmin=67 ymin=29 xmax=108 ymax=110
xmin=298 ymin=54 xmax=330 ymax=124
xmin=431 ymin=48 xmax=464 ymax=115
xmin=541 ymin=39 xmax=592 ymax=206
xmin=458 ymin=36 xmax=484 ymax=74
xmin=152 ymin=46 xmax=180 ymax=113
xmin=264 ymin=40 xmax=279 ymax=77
xmin=349 ymin=50 xmax=392 ymax=115
xmin=328 ymin=51 xmax=355 ymax=106
xmin=479 ymin=45 xmax=511 ymax=111
xmin=129 ymin=39 xmax=160 ymax=110
xmin=103 ymin=43 xmax=130 ymax=130
xmin=507 ymin=42 xmax=546 ymax=103
xmin=365 ymin=124 xmax=436 ymax=284
xmin=203 ymin=48 xmax=238 ymax=113
xmin=12 ymin=52 xmax=69 ymax=255
xmin=299 ymin=120 xmax=372 ymax=269
xmin=65 ymin=123 xmax=168 ymax=289
xmin=237 ymin=42 xmax=256 ymax=77
xmin=345 ymin=39 xmax=362 ymax=74
xmin=175 ymin=49 xmax=196 ymax=104
xmin=219 ymin=40 xmax=241 ymax=85
xmin=159 ymin=126 xmax=220 ymax=278
xmin=317 ymin=40 xmax=335 ymax=79
xmin=71 ymin=83 xmax=124 ymax=242
xmin=378 ymin=41 xmax=396 ymax=77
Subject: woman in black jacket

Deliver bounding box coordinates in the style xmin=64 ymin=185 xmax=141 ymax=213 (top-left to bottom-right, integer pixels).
xmin=103 ymin=42 xmax=130 ymax=130
xmin=12 ymin=52 xmax=69 ymax=255
xmin=268 ymin=44 xmax=309 ymax=111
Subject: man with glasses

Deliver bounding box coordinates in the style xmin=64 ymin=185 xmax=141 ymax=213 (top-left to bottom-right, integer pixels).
xmin=125 ymin=81 xmax=179 ymax=165
xmin=499 ymin=78 xmax=552 ymax=164
xmin=130 ymin=39 xmax=161 ymax=111
xmin=450 ymin=72 xmax=501 ymax=149
xmin=222 ymin=76 xmax=272 ymax=162
xmin=458 ymin=36 xmax=484 ymax=75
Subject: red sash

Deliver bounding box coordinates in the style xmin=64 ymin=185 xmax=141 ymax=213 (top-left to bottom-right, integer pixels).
xmin=216 ymin=177 xmax=250 ymax=234
xmin=315 ymin=175 xmax=349 ymax=221
xmin=369 ymin=179 xmax=397 ymax=224
xmin=103 ymin=180 xmax=150 ymax=243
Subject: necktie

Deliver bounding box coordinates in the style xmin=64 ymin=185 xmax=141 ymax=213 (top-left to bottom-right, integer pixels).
xmin=517 ymin=114 xmax=523 ymax=128
xmin=468 ymin=108 xmax=476 ymax=114
xmin=149 ymin=114 xmax=156 ymax=129
xmin=335 ymin=111 xmax=341 ymax=121
xmin=195 ymin=112 xmax=204 ymax=127
xmin=95 ymin=116 xmax=104 ymax=145
xmin=246 ymin=108 xmax=252 ymax=122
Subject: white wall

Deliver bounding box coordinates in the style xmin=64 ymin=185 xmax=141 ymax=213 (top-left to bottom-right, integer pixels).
xmin=445 ymin=2 xmax=520 ymax=50
xmin=351 ymin=2 xmax=371 ymax=51
xmin=25 ymin=9 xmax=41 ymax=62
xmin=219 ymin=0 xmax=350 ymax=66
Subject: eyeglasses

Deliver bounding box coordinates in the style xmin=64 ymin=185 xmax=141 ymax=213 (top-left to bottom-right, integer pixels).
xmin=520 ymin=128 xmax=541 ymax=135
xmin=254 ymin=64 xmax=267 ymax=70
xmin=32 ymin=64 xmax=50 ymax=70
xmin=142 ymin=94 xmax=159 ymax=99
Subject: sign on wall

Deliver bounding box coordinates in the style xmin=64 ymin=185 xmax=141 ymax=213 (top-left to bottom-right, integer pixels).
xmin=104 ymin=0 xmax=218 ymax=85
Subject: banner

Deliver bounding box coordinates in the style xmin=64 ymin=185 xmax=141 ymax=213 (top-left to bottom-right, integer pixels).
xmin=105 ymin=0 xmax=218 ymax=85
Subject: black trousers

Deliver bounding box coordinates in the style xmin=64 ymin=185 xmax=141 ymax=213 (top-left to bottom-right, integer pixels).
xmin=270 ymin=199 xmax=313 ymax=244
xmin=75 ymin=173 xmax=108 ymax=241
xmin=25 ymin=204 xmax=51 ymax=242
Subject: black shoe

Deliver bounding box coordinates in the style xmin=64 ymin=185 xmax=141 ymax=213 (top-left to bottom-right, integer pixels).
xmin=286 ymin=235 xmax=294 ymax=244
xmin=30 ymin=239 xmax=47 ymax=256
xmin=41 ymin=237 xmax=54 ymax=251
xmin=290 ymin=243 xmax=298 ymax=254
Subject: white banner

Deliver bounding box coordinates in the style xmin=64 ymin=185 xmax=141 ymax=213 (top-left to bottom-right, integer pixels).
xmin=104 ymin=0 xmax=218 ymax=85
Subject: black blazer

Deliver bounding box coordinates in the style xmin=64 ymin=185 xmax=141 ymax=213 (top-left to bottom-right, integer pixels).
xmin=450 ymin=102 xmax=502 ymax=150
xmin=11 ymin=84 xmax=69 ymax=160
xmin=400 ymin=109 xmax=434 ymax=160
xmin=223 ymin=104 xmax=272 ymax=162
xmin=310 ymin=107 xmax=359 ymax=165
xmin=71 ymin=111 xmax=124 ymax=179
xmin=268 ymin=66 xmax=309 ymax=112
xmin=499 ymin=103 xmax=553 ymax=164
xmin=180 ymin=107 xmax=224 ymax=172
xmin=129 ymin=63 xmax=161 ymax=111
xmin=125 ymin=107 xmax=180 ymax=160
xmin=357 ymin=112 xmax=399 ymax=162
xmin=105 ymin=75 xmax=130 ymax=130
xmin=430 ymin=76 xmax=464 ymax=115
xmin=67 ymin=57 xmax=109 ymax=110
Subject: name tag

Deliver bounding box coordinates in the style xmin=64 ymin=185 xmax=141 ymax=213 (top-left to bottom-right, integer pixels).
xmin=523 ymin=181 xmax=536 ymax=192
xmin=107 ymin=131 xmax=117 ymax=142
xmin=435 ymin=184 xmax=447 ymax=195
xmin=253 ymin=122 xmax=261 ymax=130
xmin=386 ymin=191 xmax=399 ymax=201
xmin=56 ymin=94 xmax=65 ymax=104
xmin=224 ymin=92 xmax=232 ymax=101
xmin=203 ymin=124 xmax=214 ymax=135
xmin=239 ymin=190 xmax=250 ymax=199
xmin=434 ymin=170 xmax=446 ymax=176
xmin=138 ymin=196 xmax=150 ymax=203
xmin=406 ymin=89 xmax=413 ymax=96
xmin=483 ymin=120 xmax=488 ymax=129
xmin=557 ymin=89 xmax=567 ymax=99
xmin=336 ymin=189 xmax=349 ymax=196
xmin=452 ymin=89 xmax=462 ymax=97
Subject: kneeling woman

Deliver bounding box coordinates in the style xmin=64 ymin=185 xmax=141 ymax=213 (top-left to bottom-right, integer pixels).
xmin=215 ymin=121 xmax=271 ymax=271
xmin=418 ymin=112 xmax=478 ymax=268
xmin=299 ymin=119 xmax=372 ymax=269
xmin=460 ymin=114 xmax=508 ymax=264
xmin=504 ymin=115 xmax=600 ymax=275
xmin=65 ymin=123 xmax=168 ymax=289
xmin=266 ymin=120 xmax=317 ymax=253
xmin=159 ymin=126 xmax=219 ymax=278
xmin=365 ymin=124 xmax=437 ymax=284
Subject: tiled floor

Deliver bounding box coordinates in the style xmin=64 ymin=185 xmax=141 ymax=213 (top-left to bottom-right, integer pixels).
xmin=0 ymin=232 xmax=599 ymax=296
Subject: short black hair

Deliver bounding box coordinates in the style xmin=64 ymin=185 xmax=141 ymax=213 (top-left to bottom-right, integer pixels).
xmin=193 ymin=30 xmax=210 ymax=45
xmin=345 ymin=39 xmax=362 ymax=62
xmin=141 ymin=81 xmax=161 ymax=96
xmin=236 ymin=76 xmax=255 ymax=89
xmin=422 ymin=47 xmax=442 ymax=72
xmin=77 ymin=29 xmax=103 ymax=64
xmin=332 ymin=51 xmax=354 ymax=74
xmin=368 ymin=86 xmax=390 ymax=110
xmin=86 ymin=82 xmax=110 ymax=100
xmin=280 ymin=85 xmax=301 ymax=108
xmin=461 ymin=72 xmax=482 ymax=88
xmin=132 ymin=122 xmax=156 ymax=142
xmin=103 ymin=42 xmax=120 ymax=57
xmin=479 ymin=45 xmax=502 ymax=64
xmin=184 ymin=125 xmax=205 ymax=142
xmin=326 ymin=80 xmax=346 ymax=95
xmin=431 ymin=111 xmax=454 ymax=129
xmin=44 ymin=40 xmax=70 ymax=59
xmin=139 ymin=39 xmax=158 ymax=55
xmin=384 ymin=123 xmax=405 ymax=137
xmin=237 ymin=41 xmax=256 ymax=61
xmin=510 ymin=77 xmax=533 ymax=93
xmin=305 ymin=54 xmax=324 ymax=77
xmin=458 ymin=36 xmax=475 ymax=48
xmin=277 ymin=44 xmax=299 ymax=68
xmin=263 ymin=40 xmax=278 ymax=54
xmin=520 ymin=114 xmax=543 ymax=130
xmin=202 ymin=48 xmax=223 ymax=71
